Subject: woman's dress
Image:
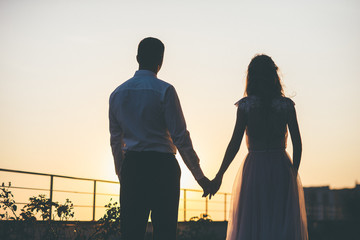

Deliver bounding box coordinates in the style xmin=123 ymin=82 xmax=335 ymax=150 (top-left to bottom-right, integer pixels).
xmin=226 ymin=96 xmax=308 ymax=240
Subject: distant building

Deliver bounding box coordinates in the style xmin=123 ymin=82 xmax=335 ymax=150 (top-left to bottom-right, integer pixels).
xmin=304 ymin=183 xmax=360 ymax=221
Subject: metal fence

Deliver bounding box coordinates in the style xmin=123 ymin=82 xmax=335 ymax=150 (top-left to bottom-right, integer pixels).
xmin=0 ymin=168 xmax=231 ymax=221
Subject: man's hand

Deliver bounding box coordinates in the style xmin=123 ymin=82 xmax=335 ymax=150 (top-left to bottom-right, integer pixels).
xmin=197 ymin=177 xmax=211 ymax=198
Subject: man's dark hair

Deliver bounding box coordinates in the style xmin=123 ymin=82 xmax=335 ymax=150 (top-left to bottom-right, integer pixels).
xmin=137 ymin=37 xmax=165 ymax=67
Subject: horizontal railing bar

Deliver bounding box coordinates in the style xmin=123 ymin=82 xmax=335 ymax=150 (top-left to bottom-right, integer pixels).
xmin=0 ymin=168 xmax=119 ymax=184
xmin=179 ymin=189 xmax=229 ymax=195
xmin=53 ymin=191 xmax=119 ymax=197
xmin=186 ymin=199 xmax=208 ymax=202
xmin=94 ymin=193 xmax=120 ymax=196
xmin=2 ymin=169 xmax=228 ymax=194
xmin=178 ymin=209 xmax=219 ymax=212
xmin=8 ymin=186 xmax=50 ymax=192
xmin=0 ymin=203 xmax=221 ymax=212
xmin=207 ymin=209 xmax=229 ymax=212
xmin=51 ymin=189 xmax=94 ymax=195
xmin=73 ymin=205 xmax=108 ymax=208
xmin=183 ymin=209 xmax=212 ymax=211
xmin=0 ymin=202 xmax=113 ymax=209
xmin=0 ymin=202 xmax=27 ymax=205
xmin=8 ymin=186 xmax=120 ymax=197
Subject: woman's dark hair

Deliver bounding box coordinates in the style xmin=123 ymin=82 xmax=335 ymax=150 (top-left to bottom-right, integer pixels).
xmin=245 ymin=54 xmax=284 ymax=99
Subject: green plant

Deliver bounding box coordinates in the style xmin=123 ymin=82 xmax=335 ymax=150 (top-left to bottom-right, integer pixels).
xmin=56 ymin=198 xmax=74 ymax=221
xmin=89 ymin=199 xmax=121 ymax=240
xmin=178 ymin=213 xmax=219 ymax=240
xmin=0 ymin=182 xmax=19 ymax=220
xmin=21 ymin=194 xmax=58 ymax=221
xmin=19 ymin=207 xmax=36 ymax=221
xmin=20 ymin=195 xmax=75 ymax=221
xmin=189 ymin=213 xmax=213 ymax=223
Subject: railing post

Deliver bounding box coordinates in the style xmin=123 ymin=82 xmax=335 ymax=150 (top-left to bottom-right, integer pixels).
xmin=92 ymin=180 xmax=97 ymax=221
xmin=224 ymin=193 xmax=227 ymax=221
xmin=205 ymin=196 xmax=208 ymax=216
xmin=49 ymin=175 xmax=54 ymax=221
xmin=183 ymin=189 xmax=186 ymax=221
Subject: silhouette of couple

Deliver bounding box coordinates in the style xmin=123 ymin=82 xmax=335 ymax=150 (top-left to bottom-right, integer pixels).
xmin=109 ymin=37 xmax=308 ymax=240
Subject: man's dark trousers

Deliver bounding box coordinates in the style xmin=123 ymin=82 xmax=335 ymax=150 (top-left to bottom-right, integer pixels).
xmin=120 ymin=151 xmax=181 ymax=240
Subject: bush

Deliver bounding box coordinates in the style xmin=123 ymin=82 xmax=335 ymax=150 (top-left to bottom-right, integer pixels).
xmin=0 ymin=182 xmax=18 ymax=220
xmin=178 ymin=214 xmax=220 ymax=240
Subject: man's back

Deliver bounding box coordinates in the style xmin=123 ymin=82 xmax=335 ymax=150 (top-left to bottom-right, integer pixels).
xmin=109 ymin=70 xmax=176 ymax=154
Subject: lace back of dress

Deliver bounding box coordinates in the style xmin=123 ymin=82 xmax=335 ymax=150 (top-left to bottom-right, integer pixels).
xmin=237 ymin=96 xmax=293 ymax=151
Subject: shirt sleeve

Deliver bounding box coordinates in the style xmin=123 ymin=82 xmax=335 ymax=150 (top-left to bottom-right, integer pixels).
xmin=109 ymin=95 xmax=124 ymax=181
xmin=163 ymin=85 xmax=205 ymax=180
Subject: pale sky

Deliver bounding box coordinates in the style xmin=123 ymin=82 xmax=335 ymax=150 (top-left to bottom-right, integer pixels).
xmin=1 ymin=0 xmax=360 ymax=195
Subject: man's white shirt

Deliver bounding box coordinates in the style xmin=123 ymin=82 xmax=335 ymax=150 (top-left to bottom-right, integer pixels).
xmin=109 ymin=70 xmax=205 ymax=181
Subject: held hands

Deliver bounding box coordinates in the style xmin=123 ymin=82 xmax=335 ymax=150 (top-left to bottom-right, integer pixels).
xmin=210 ymin=174 xmax=223 ymax=197
xmin=197 ymin=177 xmax=212 ymax=198
xmin=197 ymin=174 xmax=223 ymax=199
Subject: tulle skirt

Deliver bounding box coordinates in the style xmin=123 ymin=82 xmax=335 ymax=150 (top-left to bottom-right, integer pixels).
xmin=226 ymin=150 xmax=308 ymax=240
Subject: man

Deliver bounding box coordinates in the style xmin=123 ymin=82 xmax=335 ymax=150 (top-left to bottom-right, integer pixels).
xmin=109 ymin=37 xmax=210 ymax=240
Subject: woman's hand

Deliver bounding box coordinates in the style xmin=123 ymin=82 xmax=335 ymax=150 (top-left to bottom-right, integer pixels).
xmin=210 ymin=174 xmax=223 ymax=197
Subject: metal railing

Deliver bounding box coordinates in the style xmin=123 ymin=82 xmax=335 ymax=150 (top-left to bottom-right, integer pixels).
xmin=0 ymin=168 xmax=230 ymax=221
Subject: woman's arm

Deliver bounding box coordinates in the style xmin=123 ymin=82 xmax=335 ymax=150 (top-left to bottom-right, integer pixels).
xmin=288 ymin=103 xmax=302 ymax=174
xmin=211 ymin=106 xmax=247 ymax=195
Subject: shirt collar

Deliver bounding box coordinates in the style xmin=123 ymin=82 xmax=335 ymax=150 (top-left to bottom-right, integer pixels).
xmin=134 ymin=69 xmax=157 ymax=77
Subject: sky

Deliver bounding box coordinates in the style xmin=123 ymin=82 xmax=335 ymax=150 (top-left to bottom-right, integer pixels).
xmin=1 ymin=0 xmax=360 ymax=201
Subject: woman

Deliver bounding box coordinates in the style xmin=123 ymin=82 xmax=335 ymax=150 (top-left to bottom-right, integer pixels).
xmin=211 ymin=54 xmax=308 ymax=240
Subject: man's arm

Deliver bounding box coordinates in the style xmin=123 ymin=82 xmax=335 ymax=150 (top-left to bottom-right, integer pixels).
xmin=109 ymin=98 xmax=124 ymax=181
xmin=163 ymin=85 xmax=205 ymax=181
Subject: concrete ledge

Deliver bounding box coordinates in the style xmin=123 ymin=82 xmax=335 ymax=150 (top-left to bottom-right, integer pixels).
xmin=0 ymin=220 xmax=227 ymax=240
